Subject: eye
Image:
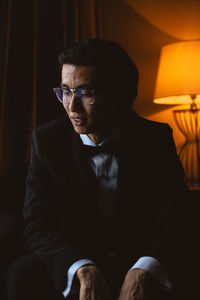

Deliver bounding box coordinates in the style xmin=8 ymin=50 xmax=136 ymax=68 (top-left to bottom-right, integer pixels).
xmin=79 ymin=89 xmax=93 ymax=98
xmin=62 ymin=88 xmax=71 ymax=96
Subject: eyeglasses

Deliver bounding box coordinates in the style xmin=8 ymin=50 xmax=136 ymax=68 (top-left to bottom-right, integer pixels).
xmin=53 ymin=87 xmax=95 ymax=106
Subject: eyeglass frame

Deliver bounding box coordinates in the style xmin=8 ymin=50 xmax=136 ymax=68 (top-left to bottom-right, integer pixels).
xmin=53 ymin=87 xmax=96 ymax=106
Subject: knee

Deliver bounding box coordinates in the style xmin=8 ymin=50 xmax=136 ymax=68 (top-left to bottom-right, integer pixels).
xmin=4 ymin=255 xmax=47 ymax=300
xmin=5 ymin=255 xmax=44 ymax=283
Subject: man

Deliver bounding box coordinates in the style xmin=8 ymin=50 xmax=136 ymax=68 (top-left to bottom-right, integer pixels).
xmin=5 ymin=39 xmax=189 ymax=300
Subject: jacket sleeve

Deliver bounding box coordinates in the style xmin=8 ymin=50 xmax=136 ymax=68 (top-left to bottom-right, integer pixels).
xmin=23 ymin=128 xmax=87 ymax=292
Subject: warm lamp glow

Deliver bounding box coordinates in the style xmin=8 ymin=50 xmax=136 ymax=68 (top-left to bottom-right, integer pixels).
xmin=154 ymin=40 xmax=200 ymax=105
xmin=153 ymin=40 xmax=200 ymax=189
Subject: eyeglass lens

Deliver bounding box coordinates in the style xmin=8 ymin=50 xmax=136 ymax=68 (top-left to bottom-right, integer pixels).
xmin=55 ymin=88 xmax=94 ymax=105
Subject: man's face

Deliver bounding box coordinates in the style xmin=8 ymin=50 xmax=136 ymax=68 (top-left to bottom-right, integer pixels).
xmin=61 ymin=64 xmax=119 ymax=143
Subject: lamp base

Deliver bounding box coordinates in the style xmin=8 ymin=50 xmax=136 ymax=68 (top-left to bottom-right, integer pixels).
xmin=173 ymin=108 xmax=200 ymax=190
xmin=177 ymin=141 xmax=200 ymax=190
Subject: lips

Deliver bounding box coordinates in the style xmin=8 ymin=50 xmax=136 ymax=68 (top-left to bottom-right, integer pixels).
xmin=72 ymin=117 xmax=85 ymax=126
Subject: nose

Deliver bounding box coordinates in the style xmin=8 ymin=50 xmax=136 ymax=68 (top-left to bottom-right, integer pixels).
xmin=68 ymin=93 xmax=82 ymax=112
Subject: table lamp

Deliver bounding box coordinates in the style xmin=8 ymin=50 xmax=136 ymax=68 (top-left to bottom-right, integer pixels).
xmin=153 ymin=40 xmax=200 ymax=189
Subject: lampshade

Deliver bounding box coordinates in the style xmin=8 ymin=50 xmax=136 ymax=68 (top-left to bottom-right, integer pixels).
xmin=154 ymin=40 xmax=200 ymax=105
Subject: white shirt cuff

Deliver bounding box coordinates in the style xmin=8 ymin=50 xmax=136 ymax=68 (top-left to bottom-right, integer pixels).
xmin=62 ymin=259 xmax=95 ymax=298
xmin=130 ymin=256 xmax=172 ymax=290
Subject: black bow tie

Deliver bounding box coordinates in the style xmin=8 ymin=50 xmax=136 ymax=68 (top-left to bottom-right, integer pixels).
xmin=81 ymin=143 xmax=118 ymax=157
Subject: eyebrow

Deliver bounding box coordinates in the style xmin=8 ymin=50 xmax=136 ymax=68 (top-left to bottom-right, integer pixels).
xmin=60 ymin=83 xmax=94 ymax=89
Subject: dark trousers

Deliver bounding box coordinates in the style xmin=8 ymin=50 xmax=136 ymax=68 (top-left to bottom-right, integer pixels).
xmin=3 ymin=255 xmax=75 ymax=300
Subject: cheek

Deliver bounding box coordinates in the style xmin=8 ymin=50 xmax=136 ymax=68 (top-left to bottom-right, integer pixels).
xmin=63 ymin=103 xmax=69 ymax=114
xmin=86 ymin=107 xmax=97 ymax=123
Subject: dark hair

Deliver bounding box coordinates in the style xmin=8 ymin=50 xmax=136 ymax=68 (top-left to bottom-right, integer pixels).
xmin=58 ymin=39 xmax=138 ymax=106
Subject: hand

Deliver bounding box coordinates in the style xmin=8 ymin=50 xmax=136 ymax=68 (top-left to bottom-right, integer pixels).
xmin=76 ymin=265 xmax=111 ymax=300
xmin=118 ymin=269 xmax=161 ymax=300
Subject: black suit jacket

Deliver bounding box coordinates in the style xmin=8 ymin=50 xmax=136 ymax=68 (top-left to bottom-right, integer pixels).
xmin=23 ymin=108 xmax=189 ymax=294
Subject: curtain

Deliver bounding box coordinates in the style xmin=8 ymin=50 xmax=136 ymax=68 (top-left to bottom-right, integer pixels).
xmin=0 ymin=0 xmax=102 ymax=207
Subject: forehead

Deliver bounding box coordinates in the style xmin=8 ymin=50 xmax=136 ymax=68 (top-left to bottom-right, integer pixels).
xmin=61 ymin=64 xmax=94 ymax=85
xmin=61 ymin=64 xmax=111 ymax=87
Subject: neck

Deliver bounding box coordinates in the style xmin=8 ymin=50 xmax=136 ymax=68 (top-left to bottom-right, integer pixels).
xmin=88 ymin=111 xmax=121 ymax=144
xmin=88 ymin=125 xmax=118 ymax=145
xmin=87 ymin=133 xmax=108 ymax=145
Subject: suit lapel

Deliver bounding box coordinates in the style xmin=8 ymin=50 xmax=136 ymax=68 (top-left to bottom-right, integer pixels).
xmin=68 ymin=124 xmax=91 ymax=189
xmin=51 ymin=117 xmax=91 ymax=194
xmin=67 ymin=121 xmax=101 ymax=214
xmin=117 ymin=111 xmax=143 ymax=216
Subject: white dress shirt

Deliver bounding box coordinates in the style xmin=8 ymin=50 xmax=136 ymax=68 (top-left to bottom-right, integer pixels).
xmin=62 ymin=134 xmax=172 ymax=298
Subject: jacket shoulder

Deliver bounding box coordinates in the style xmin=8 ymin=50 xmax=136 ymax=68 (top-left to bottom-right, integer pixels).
xmin=138 ymin=116 xmax=172 ymax=133
xmin=32 ymin=117 xmax=72 ymax=140
xmin=127 ymin=109 xmax=172 ymax=137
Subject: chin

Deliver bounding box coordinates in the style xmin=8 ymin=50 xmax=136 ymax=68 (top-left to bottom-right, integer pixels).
xmin=73 ymin=125 xmax=88 ymax=135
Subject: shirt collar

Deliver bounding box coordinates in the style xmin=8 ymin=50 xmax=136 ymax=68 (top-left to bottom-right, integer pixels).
xmin=80 ymin=130 xmax=120 ymax=147
xmin=80 ymin=134 xmax=99 ymax=146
